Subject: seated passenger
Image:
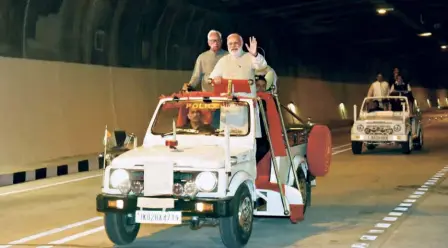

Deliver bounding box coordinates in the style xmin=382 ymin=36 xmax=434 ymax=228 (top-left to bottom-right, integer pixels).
xmin=368 ymin=100 xmax=383 ymax=112
xmin=182 ymin=107 xmax=215 ymax=133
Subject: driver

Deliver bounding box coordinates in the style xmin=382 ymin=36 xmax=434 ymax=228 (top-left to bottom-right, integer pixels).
xmin=182 ymin=107 xmax=215 ymax=133
xmin=368 ymin=100 xmax=383 ymax=112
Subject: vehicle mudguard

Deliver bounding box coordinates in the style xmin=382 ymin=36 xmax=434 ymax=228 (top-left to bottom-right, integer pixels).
xmin=227 ymin=171 xmax=256 ymax=201
xmin=306 ymin=124 xmax=332 ymax=177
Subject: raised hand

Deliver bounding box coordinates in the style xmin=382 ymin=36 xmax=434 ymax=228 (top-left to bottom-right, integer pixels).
xmin=245 ymin=36 xmax=258 ymax=56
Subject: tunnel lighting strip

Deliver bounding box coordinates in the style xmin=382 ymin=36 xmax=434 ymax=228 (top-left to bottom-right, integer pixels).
xmin=351 ymin=165 xmax=448 ymax=248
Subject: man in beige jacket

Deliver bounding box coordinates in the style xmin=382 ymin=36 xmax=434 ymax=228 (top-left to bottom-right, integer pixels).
xmin=183 ymin=30 xmax=228 ymax=92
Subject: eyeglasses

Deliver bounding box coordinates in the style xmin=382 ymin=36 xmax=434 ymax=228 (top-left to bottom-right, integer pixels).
xmin=208 ymin=39 xmax=220 ymax=43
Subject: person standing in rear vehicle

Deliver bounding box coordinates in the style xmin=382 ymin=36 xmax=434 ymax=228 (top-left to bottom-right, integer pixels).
xmin=367 ymin=73 xmax=389 ymax=97
xmin=183 ymin=30 xmax=228 ymax=92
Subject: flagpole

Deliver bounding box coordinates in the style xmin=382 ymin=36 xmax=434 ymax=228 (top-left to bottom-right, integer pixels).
xmin=103 ymin=125 xmax=108 ymax=169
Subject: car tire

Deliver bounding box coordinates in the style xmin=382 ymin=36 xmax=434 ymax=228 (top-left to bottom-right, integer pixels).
xmin=219 ymin=183 xmax=253 ymax=248
xmin=401 ymin=133 xmax=413 ymax=154
xmin=351 ymin=141 xmax=363 ymax=154
xmin=413 ymin=129 xmax=423 ymax=150
xmin=104 ymin=212 xmax=140 ymax=245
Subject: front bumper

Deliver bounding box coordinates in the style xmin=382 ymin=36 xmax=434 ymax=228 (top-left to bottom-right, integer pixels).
xmin=351 ymin=134 xmax=408 ymax=142
xmin=96 ymin=194 xmax=232 ymax=218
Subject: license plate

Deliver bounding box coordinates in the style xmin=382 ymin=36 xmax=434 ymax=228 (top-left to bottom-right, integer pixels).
xmin=135 ymin=210 xmax=182 ymax=224
xmin=368 ymin=135 xmax=388 ymax=140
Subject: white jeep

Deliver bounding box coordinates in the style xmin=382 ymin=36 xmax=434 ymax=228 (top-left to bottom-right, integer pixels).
xmin=351 ymin=96 xmax=423 ymax=154
xmin=96 ymin=80 xmax=332 ymax=247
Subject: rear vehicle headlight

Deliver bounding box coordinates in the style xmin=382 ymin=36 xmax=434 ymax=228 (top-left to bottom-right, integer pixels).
xmin=393 ymin=125 xmax=401 ymax=132
xmin=357 ymin=124 xmax=364 ymax=132
xmin=195 ymin=172 xmax=218 ymax=192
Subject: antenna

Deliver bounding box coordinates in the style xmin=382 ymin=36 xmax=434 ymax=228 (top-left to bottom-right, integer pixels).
xmin=258 ymin=46 xmax=266 ymax=58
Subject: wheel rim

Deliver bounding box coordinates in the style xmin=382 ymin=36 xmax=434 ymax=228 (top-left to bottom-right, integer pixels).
xmin=238 ymin=196 xmax=253 ymax=233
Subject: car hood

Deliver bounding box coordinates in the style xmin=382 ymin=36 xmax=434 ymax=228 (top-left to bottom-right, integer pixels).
xmin=111 ymin=145 xmax=252 ymax=169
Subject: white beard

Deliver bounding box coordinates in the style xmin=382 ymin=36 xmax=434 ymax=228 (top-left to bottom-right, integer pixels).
xmin=229 ymin=47 xmax=243 ymax=57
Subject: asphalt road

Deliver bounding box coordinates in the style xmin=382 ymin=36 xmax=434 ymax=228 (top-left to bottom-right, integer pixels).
xmin=0 ymin=111 xmax=447 ymax=248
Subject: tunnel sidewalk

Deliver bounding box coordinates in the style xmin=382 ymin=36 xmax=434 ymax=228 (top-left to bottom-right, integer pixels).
xmin=376 ymin=168 xmax=448 ymax=248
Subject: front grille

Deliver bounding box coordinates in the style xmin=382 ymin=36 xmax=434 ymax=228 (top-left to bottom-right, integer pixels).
xmin=365 ymin=125 xmax=393 ymax=135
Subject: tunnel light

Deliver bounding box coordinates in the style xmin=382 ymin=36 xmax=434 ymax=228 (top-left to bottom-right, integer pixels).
xmin=377 ymin=9 xmax=387 ymax=15
xmin=287 ymin=102 xmax=296 ymax=113
xmin=437 ymin=99 xmax=441 ymax=109
xmin=445 ymin=97 xmax=448 ymax=105
xmin=414 ymin=99 xmax=418 ymax=107
xmin=442 ymin=45 xmax=447 ymax=50
xmin=418 ymin=32 xmax=432 ymax=37
xmin=338 ymin=103 xmax=347 ymax=120
xmin=376 ymin=7 xmax=393 ymax=15
xmin=427 ymin=99 xmax=432 ymax=108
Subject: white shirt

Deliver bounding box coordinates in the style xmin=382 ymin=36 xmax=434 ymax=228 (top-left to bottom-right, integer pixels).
xmin=368 ymin=81 xmax=390 ymax=97
xmin=210 ymin=51 xmax=268 ymax=138
xmin=209 ymin=51 xmax=268 ymax=98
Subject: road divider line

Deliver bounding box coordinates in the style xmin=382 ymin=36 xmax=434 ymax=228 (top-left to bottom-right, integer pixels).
xmin=351 ymin=165 xmax=448 ymax=248
xmin=35 ymin=226 xmax=105 ymax=248
xmin=0 ymin=217 xmax=103 ymax=248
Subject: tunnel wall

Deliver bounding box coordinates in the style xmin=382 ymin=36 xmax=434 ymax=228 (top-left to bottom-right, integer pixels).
xmin=0 ymin=0 xmax=447 ymax=167
xmin=0 ymin=57 xmax=446 ymax=167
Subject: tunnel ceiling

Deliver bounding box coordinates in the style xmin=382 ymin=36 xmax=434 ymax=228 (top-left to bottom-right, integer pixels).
xmin=188 ymin=0 xmax=448 ymax=60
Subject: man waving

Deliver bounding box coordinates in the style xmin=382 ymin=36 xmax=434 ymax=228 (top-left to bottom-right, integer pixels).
xmin=209 ymin=33 xmax=268 ymax=98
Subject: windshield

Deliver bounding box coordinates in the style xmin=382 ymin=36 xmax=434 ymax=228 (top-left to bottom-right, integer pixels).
xmin=151 ymin=100 xmax=250 ymax=136
xmin=361 ymin=97 xmax=409 ymax=113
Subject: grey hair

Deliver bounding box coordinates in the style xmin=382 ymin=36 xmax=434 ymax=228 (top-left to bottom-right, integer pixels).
xmin=207 ymin=30 xmax=222 ymax=40
xmin=227 ymin=33 xmax=243 ymax=44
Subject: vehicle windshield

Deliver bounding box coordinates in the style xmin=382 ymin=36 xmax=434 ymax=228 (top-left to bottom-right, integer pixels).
xmin=151 ymin=99 xmax=250 ymax=136
xmin=361 ymin=97 xmax=409 ymax=113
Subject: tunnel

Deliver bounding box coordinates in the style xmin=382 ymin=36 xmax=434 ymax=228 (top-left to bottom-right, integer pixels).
xmin=0 ymin=0 xmax=448 ymax=247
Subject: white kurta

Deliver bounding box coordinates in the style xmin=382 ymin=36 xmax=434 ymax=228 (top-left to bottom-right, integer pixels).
xmin=210 ymin=51 xmax=268 ymax=138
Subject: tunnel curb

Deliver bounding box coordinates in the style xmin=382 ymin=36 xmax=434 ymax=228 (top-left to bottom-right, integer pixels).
xmin=0 ymin=156 xmax=103 ymax=187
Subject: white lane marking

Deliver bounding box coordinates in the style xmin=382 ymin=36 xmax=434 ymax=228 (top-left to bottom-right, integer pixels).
xmin=0 ymin=217 xmax=102 ymax=248
xmin=352 ymin=243 xmax=370 ymax=248
xmin=332 ymin=147 xmax=352 ymax=155
xmin=394 ymin=207 xmax=408 ymax=211
xmin=388 ymin=212 xmax=403 ymax=217
xmin=0 ymin=174 xmax=102 ymax=197
xmin=383 ymin=216 xmax=398 ymax=221
xmin=375 ymin=223 xmax=391 ymax=228
xmin=332 ymin=143 xmax=351 ymax=150
xmin=352 ymin=165 xmax=448 ymax=247
xmin=0 ymin=144 xmax=355 ymax=246
xmin=35 ymin=226 xmax=105 ymax=248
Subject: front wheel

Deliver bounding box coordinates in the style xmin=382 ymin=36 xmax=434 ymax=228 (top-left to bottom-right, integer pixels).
xmin=401 ymin=133 xmax=413 ymax=154
xmin=414 ymin=129 xmax=423 ymax=150
xmin=104 ymin=212 xmax=140 ymax=246
xmin=219 ymin=183 xmax=253 ymax=248
xmin=351 ymin=141 xmax=363 ymax=154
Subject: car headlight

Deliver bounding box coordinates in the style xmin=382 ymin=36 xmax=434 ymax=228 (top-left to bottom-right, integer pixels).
xmin=109 ymin=169 xmax=131 ymax=189
xmin=393 ymin=124 xmax=401 ymax=132
xmin=357 ymin=124 xmax=364 ymax=132
xmin=195 ymin=172 xmax=218 ymax=192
